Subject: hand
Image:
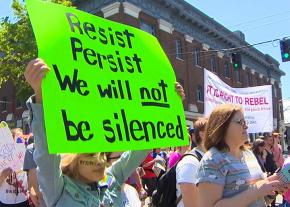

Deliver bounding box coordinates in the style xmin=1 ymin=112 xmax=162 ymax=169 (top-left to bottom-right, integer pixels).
xmin=24 ymin=58 xmax=49 ymax=103
xmin=253 ymin=178 xmax=282 ymax=197
xmin=266 ymin=174 xmax=279 ymax=182
xmin=29 ymin=188 xmax=43 ymax=207
xmin=0 ymin=168 xmax=12 ymax=179
xmin=139 ymin=188 xmax=147 ymax=200
xmin=268 ymin=174 xmax=290 ymax=194
xmin=175 ymin=82 xmax=185 ymax=100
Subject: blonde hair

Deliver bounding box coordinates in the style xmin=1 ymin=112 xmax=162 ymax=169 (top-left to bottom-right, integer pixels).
xmin=205 ymin=104 xmax=243 ymax=151
xmin=11 ymin=128 xmax=23 ymax=138
xmin=61 ymin=153 xmax=108 ymax=181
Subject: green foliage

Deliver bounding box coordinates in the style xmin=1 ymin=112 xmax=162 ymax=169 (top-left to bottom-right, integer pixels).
xmin=0 ymin=0 xmax=72 ymax=100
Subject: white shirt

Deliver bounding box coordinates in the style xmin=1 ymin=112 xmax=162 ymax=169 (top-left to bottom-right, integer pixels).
xmin=0 ymin=170 xmax=28 ymax=204
xmin=176 ymin=149 xmax=204 ymax=207
xmin=121 ymin=184 xmax=142 ymax=207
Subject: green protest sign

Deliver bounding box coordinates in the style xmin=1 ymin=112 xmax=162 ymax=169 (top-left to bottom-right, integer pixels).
xmin=26 ymin=0 xmax=189 ymax=153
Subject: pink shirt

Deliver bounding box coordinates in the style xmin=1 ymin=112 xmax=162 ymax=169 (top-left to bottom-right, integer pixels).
xmin=168 ymin=152 xmax=182 ymax=168
xmin=272 ymin=143 xmax=284 ymax=168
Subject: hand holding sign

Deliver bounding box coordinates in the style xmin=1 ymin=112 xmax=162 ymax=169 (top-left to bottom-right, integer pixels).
xmin=276 ymin=157 xmax=290 ymax=193
xmin=175 ymin=82 xmax=185 ymax=101
xmin=264 ymin=158 xmax=290 ymax=195
xmin=24 ymin=58 xmax=49 ymax=103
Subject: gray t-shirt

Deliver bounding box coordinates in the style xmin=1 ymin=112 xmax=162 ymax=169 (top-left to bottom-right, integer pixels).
xmin=23 ymin=143 xmax=37 ymax=171
xmin=196 ymin=147 xmax=266 ymax=207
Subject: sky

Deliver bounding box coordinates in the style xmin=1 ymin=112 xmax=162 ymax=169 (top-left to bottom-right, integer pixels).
xmin=0 ymin=0 xmax=290 ymax=99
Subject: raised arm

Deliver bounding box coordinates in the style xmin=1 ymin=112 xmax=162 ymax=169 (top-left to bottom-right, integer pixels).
xmin=25 ymin=59 xmax=64 ymax=206
xmin=108 ymin=150 xmax=149 ymax=184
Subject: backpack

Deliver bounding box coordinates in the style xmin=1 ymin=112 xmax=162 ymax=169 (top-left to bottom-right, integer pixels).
xmin=152 ymin=149 xmax=203 ymax=207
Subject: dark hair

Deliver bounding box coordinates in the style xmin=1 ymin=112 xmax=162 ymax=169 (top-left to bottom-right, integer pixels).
xmin=252 ymin=139 xmax=265 ymax=156
xmin=189 ymin=128 xmax=195 ymax=137
xmin=262 ymin=133 xmax=274 ymax=142
xmin=194 ymin=117 xmax=208 ymax=145
xmin=204 ymin=104 xmax=243 ymax=151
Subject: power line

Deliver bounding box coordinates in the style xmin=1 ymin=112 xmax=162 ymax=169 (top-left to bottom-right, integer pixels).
xmin=243 ymin=17 xmax=290 ymax=32
xmin=229 ymin=10 xmax=290 ymax=27
xmin=167 ymin=35 xmax=290 ymax=56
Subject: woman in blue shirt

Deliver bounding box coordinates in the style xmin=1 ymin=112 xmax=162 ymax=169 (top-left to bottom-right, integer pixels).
xmin=195 ymin=104 xmax=288 ymax=207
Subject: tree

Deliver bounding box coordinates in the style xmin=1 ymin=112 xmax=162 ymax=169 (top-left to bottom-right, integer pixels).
xmin=0 ymin=0 xmax=72 ymax=100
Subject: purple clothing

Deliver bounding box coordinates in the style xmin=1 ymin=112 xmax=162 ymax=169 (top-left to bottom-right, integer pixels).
xmin=168 ymin=152 xmax=182 ymax=168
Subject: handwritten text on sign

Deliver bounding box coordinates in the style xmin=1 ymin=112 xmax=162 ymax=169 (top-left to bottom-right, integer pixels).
xmin=0 ymin=122 xmax=26 ymax=171
xmin=26 ymin=0 xmax=188 ymax=153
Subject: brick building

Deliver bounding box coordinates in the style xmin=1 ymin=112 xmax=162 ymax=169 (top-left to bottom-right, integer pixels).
xmin=0 ymin=81 xmax=29 ymax=133
xmin=73 ymin=0 xmax=285 ymax=139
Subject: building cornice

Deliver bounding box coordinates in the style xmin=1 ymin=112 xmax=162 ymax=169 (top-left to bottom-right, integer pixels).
xmin=185 ymin=34 xmax=193 ymax=43
xmin=202 ymin=43 xmax=210 ymax=51
xmin=242 ymin=64 xmax=247 ymax=70
xmin=122 ymin=2 xmax=141 ymax=18
xmin=101 ymin=2 xmax=120 ymax=18
xmin=270 ymin=78 xmax=275 ymax=85
xmin=158 ymin=19 xmax=174 ymax=33
xmin=217 ymin=51 xmax=224 ymax=58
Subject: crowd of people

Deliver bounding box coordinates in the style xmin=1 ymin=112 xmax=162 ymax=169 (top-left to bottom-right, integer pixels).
xmin=0 ymin=58 xmax=290 ymax=207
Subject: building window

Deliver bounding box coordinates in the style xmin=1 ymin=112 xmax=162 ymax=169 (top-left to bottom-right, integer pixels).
xmin=2 ymin=97 xmax=7 ymax=111
xmin=175 ymin=39 xmax=183 ymax=59
xmin=224 ymin=62 xmax=230 ymax=78
xmin=210 ymin=56 xmax=217 ymax=72
xmin=140 ymin=20 xmax=156 ymax=36
xmin=194 ymin=48 xmax=201 ymax=66
xmin=235 ymin=70 xmax=241 ymax=82
xmin=197 ymin=85 xmax=204 ymax=102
